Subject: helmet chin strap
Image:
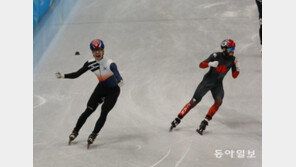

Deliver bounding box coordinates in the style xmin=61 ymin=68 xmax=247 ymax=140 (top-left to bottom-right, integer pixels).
xmin=224 ymin=51 xmax=234 ymax=58
xmin=223 ymin=50 xmax=229 ymax=56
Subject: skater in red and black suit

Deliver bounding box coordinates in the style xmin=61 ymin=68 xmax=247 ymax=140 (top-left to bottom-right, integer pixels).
xmin=170 ymin=39 xmax=240 ymax=135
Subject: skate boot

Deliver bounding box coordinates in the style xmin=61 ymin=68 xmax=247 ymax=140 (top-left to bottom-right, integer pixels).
xmin=68 ymin=130 xmax=79 ymax=145
xmin=87 ymin=132 xmax=98 ymax=149
xmin=169 ymin=117 xmax=181 ymax=132
xmin=196 ymin=120 xmax=208 ymax=135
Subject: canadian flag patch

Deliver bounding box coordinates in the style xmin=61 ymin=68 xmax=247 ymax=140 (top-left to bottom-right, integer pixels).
xmin=216 ymin=65 xmax=228 ymax=74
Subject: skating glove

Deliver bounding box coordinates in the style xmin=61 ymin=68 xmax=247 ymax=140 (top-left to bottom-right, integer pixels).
xmin=118 ymin=80 xmax=124 ymax=87
xmin=208 ymin=61 xmax=219 ymax=67
xmin=234 ymin=58 xmax=240 ymax=71
xmin=55 ymin=72 xmax=65 ymax=79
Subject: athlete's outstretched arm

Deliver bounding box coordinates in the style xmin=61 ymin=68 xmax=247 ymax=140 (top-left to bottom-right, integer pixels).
xmin=232 ymin=57 xmax=240 ymax=78
xmin=64 ymin=62 xmax=89 ymax=79
xmin=199 ymin=53 xmax=218 ymax=68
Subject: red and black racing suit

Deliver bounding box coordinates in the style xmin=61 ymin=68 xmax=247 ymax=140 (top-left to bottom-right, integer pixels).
xmin=177 ymin=52 xmax=239 ymax=121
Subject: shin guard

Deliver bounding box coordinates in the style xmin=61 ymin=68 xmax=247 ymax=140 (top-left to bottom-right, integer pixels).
xmin=178 ymin=98 xmax=197 ymax=119
xmin=205 ymin=100 xmax=222 ymax=120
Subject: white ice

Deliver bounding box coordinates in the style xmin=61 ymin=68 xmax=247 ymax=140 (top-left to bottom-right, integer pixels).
xmin=34 ymin=0 xmax=261 ymax=166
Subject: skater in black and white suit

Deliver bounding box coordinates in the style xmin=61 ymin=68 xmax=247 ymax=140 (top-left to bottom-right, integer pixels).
xmin=56 ymin=39 xmax=124 ymax=148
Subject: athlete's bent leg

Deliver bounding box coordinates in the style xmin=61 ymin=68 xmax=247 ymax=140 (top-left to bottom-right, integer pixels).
xmin=177 ymin=79 xmax=213 ymax=120
xmin=170 ymin=79 xmax=213 ymax=130
xmin=197 ymin=83 xmax=224 ymax=134
xmin=205 ymin=83 xmax=224 ymax=121
xmin=92 ymin=86 xmax=120 ymax=134
xmin=205 ymin=99 xmax=222 ymax=121
xmin=178 ymin=98 xmax=198 ymax=119
xmin=73 ymin=84 xmax=104 ymax=133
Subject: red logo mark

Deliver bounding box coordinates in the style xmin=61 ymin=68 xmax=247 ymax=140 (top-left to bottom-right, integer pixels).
xmin=216 ymin=65 xmax=228 ymax=74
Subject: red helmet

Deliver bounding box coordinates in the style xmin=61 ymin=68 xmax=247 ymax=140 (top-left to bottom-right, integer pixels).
xmin=221 ymin=39 xmax=236 ymax=50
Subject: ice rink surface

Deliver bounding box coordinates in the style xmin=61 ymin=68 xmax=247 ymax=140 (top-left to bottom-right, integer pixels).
xmin=34 ymin=0 xmax=261 ymax=166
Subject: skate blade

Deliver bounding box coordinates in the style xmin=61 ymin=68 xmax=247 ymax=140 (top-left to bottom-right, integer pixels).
xmin=169 ymin=126 xmax=174 ymax=132
xmin=196 ymin=129 xmax=203 ymax=135
xmin=87 ymin=144 xmax=91 ymax=149
xmin=68 ymin=140 xmax=72 ymax=145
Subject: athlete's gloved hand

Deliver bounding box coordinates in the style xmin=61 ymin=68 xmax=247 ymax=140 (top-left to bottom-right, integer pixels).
xmin=234 ymin=58 xmax=240 ymax=71
xmin=208 ymin=61 xmax=219 ymax=67
xmin=118 ymin=80 xmax=124 ymax=87
xmin=55 ymin=72 xmax=64 ymax=79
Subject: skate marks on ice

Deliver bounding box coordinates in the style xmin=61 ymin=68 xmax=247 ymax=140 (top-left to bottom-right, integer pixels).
xmin=33 ymin=95 xmax=46 ymax=109
xmin=136 ymin=145 xmax=142 ymax=150
xmin=150 ymin=149 xmax=171 ymax=167
xmin=201 ymin=2 xmax=227 ymax=9
xmin=72 ymin=132 xmax=147 ymax=151
xmin=33 ymin=94 xmax=64 ymax=109
xmin=33 ymin=93 xmax=85 ymax=109
xmin=174 ymin=140 xmax=193 ymax=167
xmin=87 ymin=142 xmax=143 ymax=151
xmin=150 ymin=133 xmax=195 ymax=167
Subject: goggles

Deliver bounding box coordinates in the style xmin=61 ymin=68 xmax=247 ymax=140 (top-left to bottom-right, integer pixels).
xmin=226 ymin=47 xmax=235 ymax=51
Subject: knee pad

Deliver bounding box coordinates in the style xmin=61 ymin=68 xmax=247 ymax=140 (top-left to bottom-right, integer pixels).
xmin=192 ymin=95 xmax=202 ymax=104
xmin=80 ymin=106 xmax=95 ymax=118
xmin=87 ymin=102 xmax=99 ymax=111
xmin=87 ymin=106 xmax=95 ymax=111
xmin=215 ymin=99 xmax=223 ymax=106
xmin=189 ymin=98 xmax=198 ymax=107
xmin=211 ymin=100 xmax=222 ymax=111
